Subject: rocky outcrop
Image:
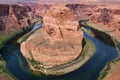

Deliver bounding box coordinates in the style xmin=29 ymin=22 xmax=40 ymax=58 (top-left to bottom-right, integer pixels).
xmin=24 ymin=3 xmax=51 ymax=18
xmin=66 ymin=4 xmax=96 ymax=20
xmin=90 ymin=8 xmax=115 ymax=26
xmin=0 ymin=4 xmax=37 ymax=31
xmin=89 ymin=5 xmax=120 ymax=41
xmin=21 ymin=5 xmax=83 ymax=68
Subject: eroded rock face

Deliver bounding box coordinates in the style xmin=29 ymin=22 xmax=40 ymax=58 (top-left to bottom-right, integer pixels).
xmin=66 ymin=4 xmax=96 ymax=20
xmin=0 ymin=4 xmax=37 ymax=31
xmin=90 ymin=8 xmax=114 ymax=25
xmin=25 ymin=3 xmax=96 ymax=21
xmin=21 ymin=5 xmax=83 ymax=68
xmin=90 ymin=6 xmax=120 ymax=41
xmin=24 ymin=3 xmax=51 ymax=18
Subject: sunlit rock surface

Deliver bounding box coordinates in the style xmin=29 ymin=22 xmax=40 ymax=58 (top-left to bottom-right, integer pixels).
xmin=21 ymin=5 xmax=83 ymax=68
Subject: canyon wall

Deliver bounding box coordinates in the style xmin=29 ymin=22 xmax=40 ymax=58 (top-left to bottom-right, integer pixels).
xmin=0 ymin=4 xmax=37 ymax=31
xmin=66 ymin=4 xmax=96 ymax=20
xmin=90 ymin=6 xmax=120 ymax=30
xmin=24 ymin=3 xmax=120 ymax=42
xmin=24 ymin=3 xmax=51 ymax=18
xmin=26 ymin=4 xmax=96 ymax=20
xmin=89 ymin=5 xmax=120 ymax=41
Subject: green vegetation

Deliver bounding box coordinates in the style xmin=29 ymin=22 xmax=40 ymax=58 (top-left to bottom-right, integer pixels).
xmin=47 ymin=37 xmax=95 ymax=75
xmin=80 ymin=38 xmax=95 ymax=57
xmin=25 ymin=20 xmax=96 ymax=75
xmin=98 ymin=57 xmax=120 ymax=80
xmin=80 ymin=20 xmax=115 ymax=46
xmin=0 ymin=30 xmax=22 ymax=48
xmin=0 ymin=30 xmax=24 ymax=79
xmin=28 ymin=59 xmax=44 ymax=70
xmin=0 ymin=55 xmax=16 ymax=80
xmin=17 ymin=22 xmax=42 ymax=44
xmin=80 ymin=20 xmax=120 ymax=80
xmin=0 ymin=23 xmax=36 ymax=80
xmin=26 ymin=37 xmax=96 ymax=75
xmin=17 ymin=30 xmax=35 ymax=44
xmin=111 ymin=58 xmax=120 ymax=64
xmin=112 ymin=38 xmax=120 ymax=52
xmin=17 ymin=23 xmax=36 ymax=44
xmin=29 ymin=59 xmax=40 ymax=66
xmin=0 ymin=23 xmax=35 ymax=48
xmin=81 ymin=27 xmax=93 ymax=36
xmin=98 ymin=62 xmax=111 ymax=80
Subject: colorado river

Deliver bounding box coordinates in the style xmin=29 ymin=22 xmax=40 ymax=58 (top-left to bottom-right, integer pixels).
xmin=0 ymin=23 xmax=119 ymax=80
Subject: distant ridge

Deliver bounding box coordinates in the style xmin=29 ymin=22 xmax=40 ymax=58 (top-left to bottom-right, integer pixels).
xmin=0 ymin=0 xmax=120 ymax=4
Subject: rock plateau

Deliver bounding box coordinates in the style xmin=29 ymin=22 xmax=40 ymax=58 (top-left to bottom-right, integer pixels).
xmin=21 ymin=5 xmax=83 ymax=68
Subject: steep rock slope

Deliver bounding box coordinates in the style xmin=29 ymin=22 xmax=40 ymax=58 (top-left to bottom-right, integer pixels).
xmin=24 ymin=3 xmax=51 ymax=18
xmin=0 ymin=4 xmax=37 ymax=31
xmin=90 ymin=5 xmax=120 ymax=41
xmin=66 ymin=4 xmax=96 ymax=20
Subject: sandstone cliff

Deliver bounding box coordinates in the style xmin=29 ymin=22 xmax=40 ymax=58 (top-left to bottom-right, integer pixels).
xmin=66 ymin=4 xmax=96 ymax=20
xmin=26 ymin=3 xmax=96 ymax=20
xmin=24 ymin=3 xmax=51 ymax=18
xmin=0 ymin=4 xmax=37 ymax=31
xmin=89 ymin=5 xmax=120 ymax=41
xmin=21 ymin=5 xmax=83 ymax=68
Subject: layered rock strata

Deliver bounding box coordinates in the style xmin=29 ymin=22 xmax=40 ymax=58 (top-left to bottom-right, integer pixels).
xmin=21 ymin=5 xmax=83 ymax=68
xmin=0 ymin=4 xmax=37 ymax=31
xmin=89 ymin=6 xmax=120 ymax=41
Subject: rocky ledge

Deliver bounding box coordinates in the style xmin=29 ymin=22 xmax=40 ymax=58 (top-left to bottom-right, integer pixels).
xmin=20 ymin=5 xmax=88 ymax=74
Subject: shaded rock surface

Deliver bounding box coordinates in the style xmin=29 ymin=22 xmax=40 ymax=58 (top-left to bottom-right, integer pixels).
xmin=0 ymin=4 xmax=37 ymax=31
xmin=21 ymin=5 xmax=83 ymax=68
xmin=89 ymin=5 xmax=120 ymax=41
xmin=24 ymin=3 xmax=51 ymax=18
xmin=66 ymin=4 xmax=96 ymax=20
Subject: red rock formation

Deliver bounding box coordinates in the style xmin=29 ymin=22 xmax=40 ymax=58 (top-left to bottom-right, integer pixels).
xmin=0 ymin=4 xmax=37 ymax=31
xmin=23 ymin=3 xmax=120 ymax=42
xmin=90 ymin=8 xmax=113 ymax=25
xmin=24 ymin=3 xmax=51 ymax=18
xmin=21 ymin=5 xmax=83 ymax=68
xmin=25 ymin=3 xmax=96 ymax=20
xmin=66 ymin=4 xmax=96 ymax=20
xmin=89 ymin=6 xmax=120 ymax=41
